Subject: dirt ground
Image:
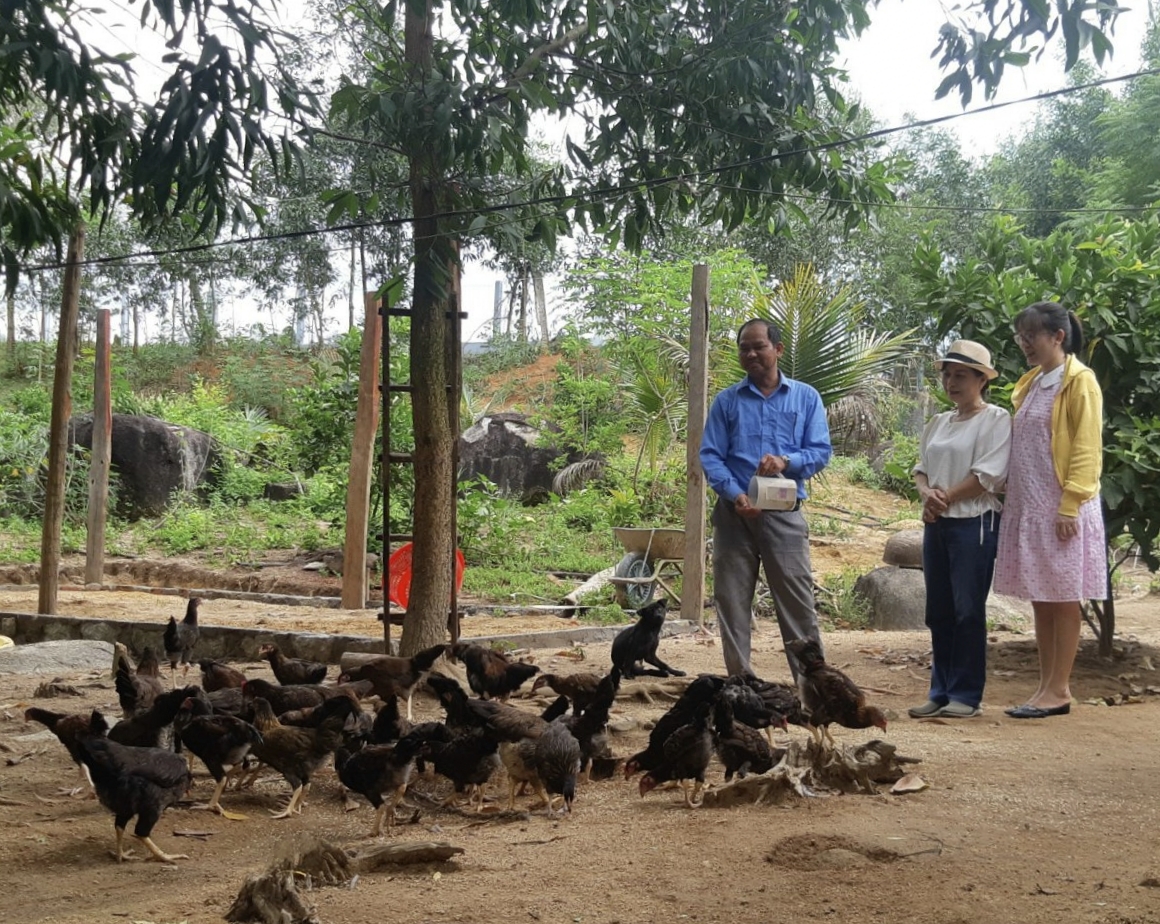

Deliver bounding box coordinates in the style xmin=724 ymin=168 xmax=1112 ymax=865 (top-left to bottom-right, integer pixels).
xmin=1 ymin=595 xmax=1160 ymax=924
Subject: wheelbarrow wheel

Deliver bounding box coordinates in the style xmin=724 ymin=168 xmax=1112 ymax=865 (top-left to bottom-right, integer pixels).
xmin=613 ymin=552 xmax=655 ymax=608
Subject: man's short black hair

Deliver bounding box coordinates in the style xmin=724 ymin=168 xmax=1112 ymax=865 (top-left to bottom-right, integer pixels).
xmin=737 ymin=318 xmax=782 ymax=346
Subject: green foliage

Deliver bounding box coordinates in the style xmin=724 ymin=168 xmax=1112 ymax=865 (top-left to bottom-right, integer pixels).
xmin=916 ymin=211 xmax=1160 ymax=569
xmin=462 ymin=338 xmax=543 ymax=387
xmin=539 ymin=342 xmax=625 ymax=460
xmin=816 ymin=567 xmax=871 ymax=629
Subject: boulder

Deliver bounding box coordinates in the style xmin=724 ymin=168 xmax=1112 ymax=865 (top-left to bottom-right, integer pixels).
xmin=459 ymin=412 xmax=589 ymax=498
xmin=883 ymin=529 xmax=924 ymax=568
xmin=856 ymin=566 xmax=1035 ymax=632
xmin=69 ymin=414 xmax=220 ymax=518
xmin=855 ymin=566 xmax=927 ymax=630
xmin=0 ymin=639 xmax=114 ymax=674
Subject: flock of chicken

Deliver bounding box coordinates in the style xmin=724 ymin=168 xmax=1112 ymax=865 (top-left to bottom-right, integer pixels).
xmin=20 ymin=596 xmax=887 ymax=865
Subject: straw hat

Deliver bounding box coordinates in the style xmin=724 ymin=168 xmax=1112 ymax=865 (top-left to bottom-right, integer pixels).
xmin=933 ymin=339 xmax=998 ymax=381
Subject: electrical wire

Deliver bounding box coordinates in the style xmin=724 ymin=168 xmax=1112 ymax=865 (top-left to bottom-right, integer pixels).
xmin=19 ymin=65 xmax=1160 ymax=275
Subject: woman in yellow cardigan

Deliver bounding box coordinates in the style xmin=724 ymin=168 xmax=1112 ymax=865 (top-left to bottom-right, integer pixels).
xmin=993 ymin=301 xmax=1105 ymax=719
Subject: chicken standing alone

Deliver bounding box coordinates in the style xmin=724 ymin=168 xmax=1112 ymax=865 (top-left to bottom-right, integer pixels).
xmin=258 ymin=643 xmax=328 ymax=685
xmin=162 ymin=597 xmax=201 ymax=685
xmin=786 ymin=638 xmax=887 ymax=748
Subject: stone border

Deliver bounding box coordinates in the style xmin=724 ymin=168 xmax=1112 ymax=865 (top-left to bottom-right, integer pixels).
xmin=0 ymin=609 xmax=698 ymax=664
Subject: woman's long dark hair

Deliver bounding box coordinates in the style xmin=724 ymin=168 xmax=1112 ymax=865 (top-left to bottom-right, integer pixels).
xmin=1014 ymin=301 xmax=1084 ymax=355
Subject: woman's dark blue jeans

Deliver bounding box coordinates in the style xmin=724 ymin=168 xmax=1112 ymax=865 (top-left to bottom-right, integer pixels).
xmin=922 ymin=512 xmax=1000 ymax=710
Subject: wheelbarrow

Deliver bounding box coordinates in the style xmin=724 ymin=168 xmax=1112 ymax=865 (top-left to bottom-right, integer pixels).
xmin=608 ymin=527 xmax=686 ymax=608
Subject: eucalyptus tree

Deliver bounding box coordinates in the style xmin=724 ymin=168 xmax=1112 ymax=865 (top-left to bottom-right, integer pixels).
xmin=329 ymin=0 xmax=1125 ymax=652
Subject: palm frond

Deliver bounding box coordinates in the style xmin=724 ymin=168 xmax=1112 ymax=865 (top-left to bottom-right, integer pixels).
xmin=552 ymin=458 xmax=605 ymax=495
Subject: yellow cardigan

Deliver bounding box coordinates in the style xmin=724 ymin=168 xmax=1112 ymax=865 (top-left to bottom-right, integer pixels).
xmin=1010 ymin=354 xmax=1103 ymax=517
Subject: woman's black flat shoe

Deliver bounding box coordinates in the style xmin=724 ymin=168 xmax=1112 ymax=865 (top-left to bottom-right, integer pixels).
xmin=1005 ymin=703 xmax=1071 ymax=719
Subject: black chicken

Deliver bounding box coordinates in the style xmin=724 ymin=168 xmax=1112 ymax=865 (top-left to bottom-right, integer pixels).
xmin=336 ymin=735 xmax=427 ymax=836
xmin=786 ymin=638 xmax=888 ymax=748
xmin=75 ymin=733 xmax=193 ymax=863
xmin=426 ymin=673 xmax=548 ymax=741
xmin=624 ymin=674 xmax=725 ymax=778
xmin=739 ymin=673 xmax=810 ymax=738
xmin=174 ymin=696 xmax=263 ymax=821
xmin=713 ymin=696 xmax=779 ymax=782
xmin=450 ymin=641 xmax=540 ymax=700
xmin=720 ymin=675 xmax=789 ymax=739
xmin=163 ymin=597 xmax=201 ymax=685
xmin=370 ymin=694 xmax=411 ymax=744
xmin=611 ymin=597 xmax=685 ymax=678
xmin=639 ymin=699 xmax=714 ymax=808
xmin=417 ymin=725 xmax=501 ymax=811
xmin=108 ymin=685 xmax=202 ymax=750
xmin=559 ymin=668 xmax=620 ymax=780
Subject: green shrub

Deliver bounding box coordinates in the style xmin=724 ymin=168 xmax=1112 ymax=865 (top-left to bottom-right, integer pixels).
xmin=816 ymin=567 xmax=872 ymax=629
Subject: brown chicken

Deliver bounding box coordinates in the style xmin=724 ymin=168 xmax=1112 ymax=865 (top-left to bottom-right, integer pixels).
xmin=163 ymin=597 xmax=201 ymax=685
xmin=248 ymin=695 xmax=359 ymax=818
xmin=174 ymin=696 xmax=264 ymax=820
xmin=786 ymin=638 xmax=887 ymax=747
xmin=257 ymin=643 xmax=327 ymax=685
xmin=75 ymin=731 xmax=193 ymax=863
xmin=25 ymin=707 xmax=108 ymax=796
xmin=450 ymin=641 xmax=540 ymax=701
xmin=340 ymin=644 xmax=448 ymax=720
xmin=426 ymin=673 xmax=547 ymax=741
xmin=198 ymin=658 xmax=246 ymax=692
xmin=241 ymin=678 xmax=340 ymax=715
xmin=113 ymin=643 xmax=166 ymax=720
xmin=530 ymin=672 xmax=604 ymax=712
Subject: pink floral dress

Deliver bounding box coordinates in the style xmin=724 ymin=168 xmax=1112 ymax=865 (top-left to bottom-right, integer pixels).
xmin=993 ymin=372 xmax=1106 ymax=601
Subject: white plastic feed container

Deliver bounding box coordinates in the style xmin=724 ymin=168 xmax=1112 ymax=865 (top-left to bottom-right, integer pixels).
xmin=747 ymin=475 xmax=798 ymax=511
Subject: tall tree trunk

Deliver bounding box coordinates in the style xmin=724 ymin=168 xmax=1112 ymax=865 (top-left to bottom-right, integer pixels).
xmin=349 ymin=236 xmax=357 ymax=333
xmin=517 ymin=263 xmax=528 ymax=341
xmin=132 ymin=300 xmax=140 ymax=354
xmin=400 ymin=0 xmax=455 ymax=655
xmin=5 ymin=288 xmax=14 ymax=364
xmin=533 ymin=270 xmax=549 ymax=349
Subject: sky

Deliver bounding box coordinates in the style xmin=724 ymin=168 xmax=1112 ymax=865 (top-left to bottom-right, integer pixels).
xmin=458 ymin=0 xmax=1152 ymax=341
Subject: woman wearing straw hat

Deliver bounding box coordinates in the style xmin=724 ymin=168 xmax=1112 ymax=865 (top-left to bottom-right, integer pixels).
xmin=909 ymin=340 xmax=1012 ymax=719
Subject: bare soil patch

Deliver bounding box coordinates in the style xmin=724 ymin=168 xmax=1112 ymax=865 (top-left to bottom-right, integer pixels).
xmin=1 ymin=598 xmax=1160 ymax=924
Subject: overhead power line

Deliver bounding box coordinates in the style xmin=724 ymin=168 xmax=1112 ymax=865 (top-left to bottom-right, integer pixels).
xmin=21 ymin=66 xmax=1160 ymax=276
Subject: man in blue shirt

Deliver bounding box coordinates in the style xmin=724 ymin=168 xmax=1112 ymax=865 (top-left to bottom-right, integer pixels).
xmin=699 ymin=318 xmax=832 ymax=679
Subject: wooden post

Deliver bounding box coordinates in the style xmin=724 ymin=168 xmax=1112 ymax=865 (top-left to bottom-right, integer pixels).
xmin=682 ymin=264 xmax=710 ymax=628
xmin=84 ymin=309 xmax=112 ymax=585
xmin=38 ymin=225 xmax=85 ymax=615
xmin=341 ymin=293 xmax=383 ymax=609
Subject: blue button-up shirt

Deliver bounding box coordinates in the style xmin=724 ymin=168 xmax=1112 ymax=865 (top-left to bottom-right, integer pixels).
xmin=700 ymin=374 xmax=832 ymax=503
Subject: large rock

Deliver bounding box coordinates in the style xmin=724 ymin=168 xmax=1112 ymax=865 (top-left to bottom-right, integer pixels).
xmin=69 ymin=414 xmax=220 ymax=518
xmin=883 ymin=529 xmax=924 ymax=568
xmin=0 ymin=639 xmax=114 ymax=674
xmin=459 ymin=412 xmax=590 ymax=498
xmin=855 ymin=566 xmax=927 ymax=630
xmin=856 ymin=566 xmax=1035 ymax=632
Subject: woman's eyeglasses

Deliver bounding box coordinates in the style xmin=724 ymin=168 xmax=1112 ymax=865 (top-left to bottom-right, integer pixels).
xmin=1012 ymin=332 xmax=1037 ymax=346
